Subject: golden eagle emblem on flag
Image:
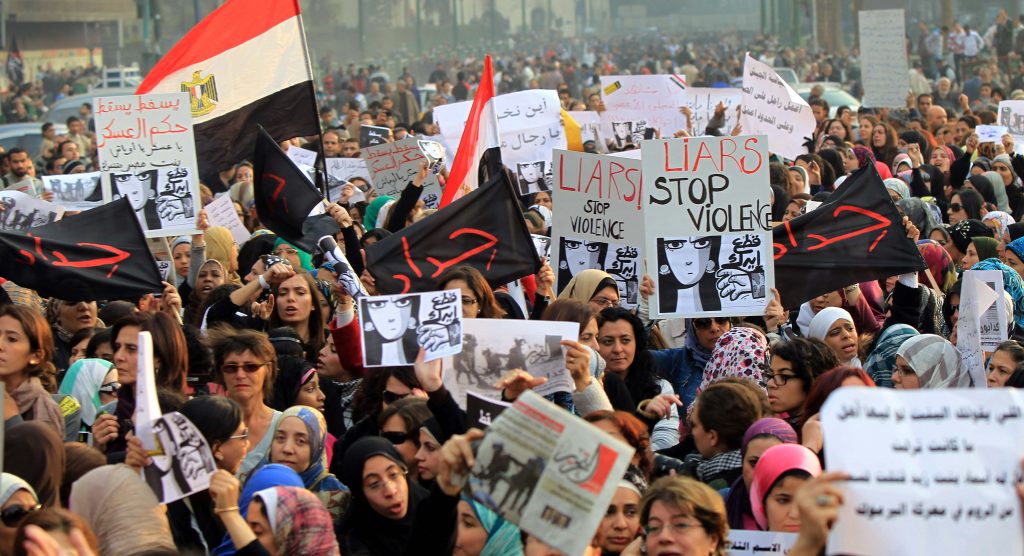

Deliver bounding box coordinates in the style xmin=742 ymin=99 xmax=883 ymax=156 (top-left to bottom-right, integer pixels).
xmin=181 ymin=70 xmax=218 ymax=117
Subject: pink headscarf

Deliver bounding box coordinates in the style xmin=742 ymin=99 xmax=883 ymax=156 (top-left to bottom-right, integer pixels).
xmin=749 ymin=444 xmax=822 ymax=530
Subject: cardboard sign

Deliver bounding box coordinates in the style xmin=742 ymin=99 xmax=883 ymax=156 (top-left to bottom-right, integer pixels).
xmin=551 ymin=150 xmax=644 ymax=308
xmin=599 ymin=75 xmax=688 ymax=138
xmin=362 ymin=137 xmax=443 ymax=208
xmin=204 ymin=193 xmax=250 ymax=245
xmin=642 ymin=136 xmax=773 ymax=318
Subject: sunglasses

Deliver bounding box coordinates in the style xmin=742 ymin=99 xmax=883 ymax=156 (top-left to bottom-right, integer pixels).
xmin=380 ymin=431 xmax=412 ymax=445
xmin=382 ymin=390 xmax=410 ymax=404
xmin=949 ymin=203 xmax=964 ymax=212
xmin=220 ymin=362 xmax=267 ymax=374
xmin=693 ymin=317 xmax=730 ymax=328
xmin=98 ymin=381 xmax=121 ymax=395
xmin=1 ymin=504 xmax=40 ymax=527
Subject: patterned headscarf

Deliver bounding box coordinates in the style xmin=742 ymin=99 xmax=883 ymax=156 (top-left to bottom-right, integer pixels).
xmin=461 ymin=495 xmax=525 ymax=556
xmin=264 ymin=406 xmax=347 ymax=493
xmin=852 ymin=146 xmax=875 ymax=168
xmin=1006 ymin=236 xmax=1024 ymax=262
xmin=254 ymin=486 xmax=341 ymax=555
xmin=970 ymin=258 xmax=1024 ymax=329
xmin=863 ymin=324 xmax=919 ymax=388
xmin=949 ymin=219 xmax=994 ymax=254
xmin=896 ymin=334 xmax=969 ymax=389
xmin=698 ymin=327 xmax=769 ymax=395
xmin=982 ymin=211 xmax=1015 ymax=241
xmin=916 ymin=240 xmax=957 ymax=293
xmin=883 ymin=178 xmax=911 ymax=201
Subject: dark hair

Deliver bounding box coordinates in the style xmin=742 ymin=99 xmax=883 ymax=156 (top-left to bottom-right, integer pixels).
xmin=60 ymin=443 xmax=106 ymax=507
xmin=693 ymin=381 xmax=763 ymax=451
xmin=189 ymin=283 xmax=240 ymax=329
xmin=795 ymin=153 xmax=836 ymax=190
xmin=206 ymin=326 xmax=278 ymax=402
xmin=437 ymin=264 xmax=506 ymax=318
xmin=180 ymin=396 xmax=244 ymax=449
xmin=13 ymin=508 xmax=99 ymax=556
xmin=268 ymin=272 xmax=326 ymax=356
xmin=351 ymin=366 xmax=421 ymax=422
xmin=597 ymin=308 xmax=661 ymax=402
xmin=584 ymin=410 xmax=654 ymax=479
xmin=953 ymin=189 xmax=985 ymax=221
xmin=268 ymin=326 xmax=306 ymax=358
xmin=541 ymin=299 xmax=596 ymax=338
xmin=142 ymin=312 xmax=188 ymax=393
xmin=995 ymin=340 xmax=1024 ymax=365
xmin=1006 ymin=366 xmax=1024 ymax=388
xmin=771 ymin=338 xmax=839 ymax=395
xmin=68 ymin=326 xmax=96 ymax=353
xmin=0 ymin=304 xmax=57 ymax=391
xmin=85 ymin=327 xmax=113 ymax=359
xmin=378 ymin=397 xmax=432 ymax=447
xmin=899 ymin=130 xmax=928 ymax=155
xmin=797 ymin=366 xmax=875 ymax=436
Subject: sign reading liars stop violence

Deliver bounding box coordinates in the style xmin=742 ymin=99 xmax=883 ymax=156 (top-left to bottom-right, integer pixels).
xmin=642 ymin=135 xmax=773 ymax=318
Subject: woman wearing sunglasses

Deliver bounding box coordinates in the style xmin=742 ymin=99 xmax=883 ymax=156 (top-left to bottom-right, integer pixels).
xmin=378 ymin=397 xmax=433 ymax=485
xmin=0 ymin=473 xmax=40 ymax=555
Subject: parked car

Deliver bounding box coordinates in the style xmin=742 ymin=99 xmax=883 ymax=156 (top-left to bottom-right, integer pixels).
xmin=794 ymin=82 xmax=861 ymax=117
xmin=0 ymin=122 xmax=68 ymax=159
xmin=46 ymin=87 xmax=137 ymax=127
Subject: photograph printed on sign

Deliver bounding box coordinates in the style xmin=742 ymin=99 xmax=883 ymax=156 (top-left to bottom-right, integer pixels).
xmin=42 ymin=172 xmax=103 ymax=210
xmin=143 ymin=411 xmax=217 ymax=504
xmin=109 ymin=167 xmax=196 ymax=233
xmin=655 ymin=233 xmax=766 ymax=315
xmin=515 ymin=160 xmax=552 ymax=196
xmin=0 ymin=190 xmax=63 ymax=231
xmin=358 ymin=289 xmax=462 ymax=367
xmin=557 ymin=237 xmax=640 ymax=308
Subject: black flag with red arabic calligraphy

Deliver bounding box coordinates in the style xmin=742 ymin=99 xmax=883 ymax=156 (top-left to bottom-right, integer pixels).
xmin=0 ymin=197 xmax=163 ymax=301
xmin=773 ymin=164 xmax=926 ymax=310
xmin=365 ymin=170 xmax=541 ymax=294
xmin=253 ymin=125 xmax=325 ymax=252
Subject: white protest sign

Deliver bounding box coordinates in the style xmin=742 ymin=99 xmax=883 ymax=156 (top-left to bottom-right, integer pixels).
xmin=599 ymin=75 xmax=688 ymax=138
xmin=41 ymin=172 xmax=103 ymax=211
xmin=859 ymin=10 xmax=911 ymax=108
xmin=998 ymin=101 xmax=1024 ymax=154
xmin=362 ymin=137 xmax=443 ymax=209
xmin=959 ymin=270 xmax=1000 ymax=387
xmin=642 ymin=136 xmax=773 ymax=318
xmin=599 ymin=110 xmax=652 ymax=152
xmin=740 ymin=54 xmax=817 ymax=160
xmin=552 ymin=150 xmax=644 ymax=308
xmin=0 ymin=190 xmax=64 ymax=231
xmin=821 ymin=388 xmax=1024 ymax=556
xmin=725 ymin=530 xmax=797 ymax=556
xmin=976 ymin=125 xmax=1008 ymax=144
xmin=968 ymin=269 xmax=1008 ymax=351
xmin=95 ymin=92 xmax=200 ymax=238
xmin=156 ymin=260 xmax=173 ymax=282
xmin=435 ymin=89 xmax=566 ymax=196
xmin=679 ymin=87 xmax=743 ymax=137
xmin=134 ymin=331 xmax=163 ymax=452
xmin=142 ymin=411 xmax=218 ymax=504
xmin=285 ymin=146 xmax=318 ymax=168
xmin=358 ymin=289 xmax=462 ymax=366
xmin=204 ymin=193 xmax=250 ymax=245
xmin=325 ymin=157 xmax=373 ymax=187
xmin=568 ymin=110 xmax=607 ymax=153
xmin=441 ymin=319 xmax=578 ymax=409
xmin=468 ymin=390 xmax=634 ymax=556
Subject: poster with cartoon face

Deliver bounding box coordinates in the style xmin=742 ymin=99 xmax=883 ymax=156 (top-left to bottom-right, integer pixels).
xmin=358 ymin=289 xmax=463 ymax=367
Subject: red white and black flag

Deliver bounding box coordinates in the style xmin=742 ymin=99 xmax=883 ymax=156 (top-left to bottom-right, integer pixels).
xmin=135 ymin=0 xmax=319 ymax=175
xmin=6 ymin=37 xmax=23 ymax=86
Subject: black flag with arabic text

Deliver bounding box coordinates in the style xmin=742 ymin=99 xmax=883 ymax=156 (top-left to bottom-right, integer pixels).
xmin=0 ymin=197 xmax=163 ymax=301
xmin=253 ymin=125 xmax=329 ymax=253
xmin=366 ymin=170 xmax=541 ymax=294
xmin=773 ymin=164 xmax=926 ymax=309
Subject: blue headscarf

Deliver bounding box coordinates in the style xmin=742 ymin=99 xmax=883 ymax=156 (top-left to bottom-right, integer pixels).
xmin=863 ymin=324 xmax=919 ymax=388
xmin=1006 ymin=236 xmax=1024 ymax=263
xmin=971 ymin=258 xmax=1024 ymax=330
xmin=211 ymin=464 xmax=303 ymax=556
xmin=461 ymin=495 xmax=524 ymax=556
xmin=262 ymin=406 xmax=347 ymax=493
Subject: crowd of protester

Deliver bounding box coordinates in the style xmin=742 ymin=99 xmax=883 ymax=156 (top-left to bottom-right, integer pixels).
xmin=3 ymin=7 xmax=1024 ymax=556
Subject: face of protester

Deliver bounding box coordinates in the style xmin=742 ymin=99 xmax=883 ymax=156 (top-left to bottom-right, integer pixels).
xmin=316 ymin=334 xmax=345 ymax=380
xmin=788 ymin=169 xmax=805 ymax=192
xmin=948 ymin=194 xmax=968 ymax=224
xmin=872 ymin=125 xmax=887 ymax=148
xmin=0 ymin=316 xmax=42 ymax=388
xmin=765 ymin=475 xmax=807 ymax=532
xmin=590 ymin=286 xmax=620 ymax=314
xmin=214 ymin=420 xmax=249 ymax=474
xmin=994 ymin=161 xmax=1014 ymax=186
xmin=823 ymin=318 xmax=858 ymax=363
xmin=58 ymin=301 xmax=97 ymax=334
xmin=295 ymin=373 xmax=326 ymax=412
xmin=962 ymin=242 xmax=982 ymax=270
xmin=842 ymin=149 xmax=859 ymax=172
xmin=600 ymin=486 xmax=642 ymax=553
xmin=664 ymin=237 xmax=715 ymax=287
xmin=235 ymin=165 xmax=253 ymax=183
xmin=415 ymin=428 xmax=442 ymax=481
xmin=644 ymin=501 xmax=720 ymax=556
xmin=443 ymin=279 xmax=481 ymax=319
xmin=362 ymin=455 xmax=409 ymax=519
xmin=784 ymin=201 xmax=803 ymax=222
xmin=598 ymin=320 xmax=636 ymax=376
xmin=827 ymin=120 xmax=846 ymax=139
xmin=112 ymin=325 xmax=141 ymax=385
xmin=322 ymin=133 xmax=342 ymax=157
xmin=930 ymin=147 xmax=951 ymax=172
xmin=690 ymin=401 xmax=720 ymax=458
xmin=767 ymin=355 xmax=805 ymax=414
xmin=69 ymin=336 xmax=91 ymax=367
xmin=197 ymin=261 xmax=226 ymax=301
xmin=580 ymin=317 xmax=599 ymax=351
xmin=221 ymin=350 xmax=269 ymax=403
xmin=987 ymin=349 xmax=1017 ymax=387
xmin=892 ymin=354 xmax=922 ymax=389
xmin=247 ymin=499 xmax=276 ymax=555
xmin=341 ymin=141 xmax=360 ymax=158
xmin=533 ymin=191 xmax=552 ymax=210
xmin=276 ymin=274 xmax=314 ymax=326
xmin=810 ymin=290 xmax=842 ymax=314
xmin=743 ymin=437 xmax=782 ymax=489
xmin=453 ymin=500 xmax=488 ymax=556
xmin=693 ymin=318 xmax=730 ymax=351
xmin=382 ymin=413 xmax=418 ymax=476
xmin=271 ymin=415 xmax=312 ymax=474
xmin=172 ymin=243 xmax=191 ymax=278
xmin=0 ymin=489 xmax=38 ymax=554
xmin=273 ymin=243 xmax=303 ymax=270
xmin=859 ymin=118 xmax=874 ymax=141
xmin=366 ymin=296 xmax=415 ymax=341
xmin=1004 ymin=249 xmax=1024 ymax=279
xmin=382 ymin=376 xmax=414 ymax=411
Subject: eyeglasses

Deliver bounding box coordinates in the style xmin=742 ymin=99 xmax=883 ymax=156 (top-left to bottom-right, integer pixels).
xmin=1 ymin=504 xmax=40 ymax=527
xmin=380 ymin=431 xmax=412 ymax=445
xmin=693 ymin=317 xmax=730 ymax=329
xmin=382 ymin=390 xmax=410 ymax=404
xmin=643 ymin=519 xmax=703 ymax=537
xmin=949 ymin=203 xmax=964 ymax=212
xmin=364 ymin=469 xmax=407 ymax=493
xmin=98 ymin=381 xmax=121 ymax=395
xmin=230 ymin=427 xmax=249 ymax=441
xmin=893 ymin=364 xmax=918 ymax=377
xmin=763 ymin=372 xmax=798 ymax=387
xmin=461 ymin=296 xmax=479 ymax=306
xmin=220 ymin=362 xmax=268 ymax=374
xmin=591 ymin=296 xmax=619 ymax=308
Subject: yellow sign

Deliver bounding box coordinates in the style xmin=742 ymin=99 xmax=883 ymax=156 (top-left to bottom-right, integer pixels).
xmin=181 ymin=70 xmax=218 ymax=117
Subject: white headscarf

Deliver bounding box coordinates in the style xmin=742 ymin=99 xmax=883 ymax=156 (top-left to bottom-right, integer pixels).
xmin=58 ymin=358 xmax=114 ymax=426
xmin=1 ymin=473 xmax=37 ymax=506
xmin=808 ymin=307 xmax=861 ymax=366
xmin=896 ymin=334 xmax=969 ymax=388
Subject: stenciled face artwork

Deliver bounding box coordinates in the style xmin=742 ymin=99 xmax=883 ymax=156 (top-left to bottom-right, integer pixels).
xmin=662 ymin=236 xmax=716 ymax=287
xmin=366 ymin=296 xmax=416 ymax=342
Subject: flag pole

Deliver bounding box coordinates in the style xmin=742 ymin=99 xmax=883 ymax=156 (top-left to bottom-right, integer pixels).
xmin=294 ymin=1 xmax=328 ymax=199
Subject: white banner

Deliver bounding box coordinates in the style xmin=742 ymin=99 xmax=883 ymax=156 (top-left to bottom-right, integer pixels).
xmin=740 ymin=54 xmax=816 ymax=160
xmin=599 ymin=75 xmax=688 ymax=137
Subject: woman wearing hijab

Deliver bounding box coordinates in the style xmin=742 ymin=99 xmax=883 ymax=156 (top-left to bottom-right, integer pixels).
xmin=725 ymin=419 xmax=798 ymax=530
xmin=1004 ymin=236 xmax=1024 ymax=278
xmin=965 ymin=175 xmax=999 ymax=210
xmin=698 ymin=327 xmax=770 ymax=397
xmin=248 ymin=486 xmax=341 ymax=555
xmin=57 ymin=358 xmax=116 ymax=440
xmin=863 ymin=324 xmax=919 ymax=387
xmin=206 ymin=226 xmax=242 ymax=284
xmin=452 ymin=495 xmax=523 ymax=556
xmin=185 ymin=259 xmax=229 ymax=326
xmin=558 ymin=269 xmax=622 ymax=315
xmin=69 ymin=465 xmax=177 ymax=556
xmin=363 ymin=195 xmax=395 ymax=232
xmin=0 ymin=474 xmax=39 ymax=555
xmin=211 ymin=464 xmax=304 ymax=556
xmin=945 ymin=219 xmax=995 ymax=267
xmin=0 ymin=305 xmax=64 ymax=437
xmin=749 ymin=444 xmax=822 ymax=532
xmin=44 ymin=299 xmax=99 ymax=373
xmin=992 ymin=153 xmax=1024 ymax=218
xmin=261 ymin=405 xmax=348 ymax=520
xmin=893 ymin=334 xmax=970 ymax=388
xmin=982 ymin=171 xmax=1011 ymax=212
xmin=787 ymin=165 xmax=810 ymax=196
xmin=883 ymin=177 xmax=911 ymax=202
xmin=983 ymin=211 xmax=1016 ymax=242
xmin=961 ymin=236 xmax=1001 ymax=270
xmin=808 ymin=307 xmax=861 ymax=367
xmin=899 ymin=198 xmax=937 ymax=239
xmin=272 ymin=238 xmax=315 ymax=273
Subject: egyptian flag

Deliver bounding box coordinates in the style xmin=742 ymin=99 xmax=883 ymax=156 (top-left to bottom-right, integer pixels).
xmin=440 ymin=55 xmax=500 ymax=207
xmin=366 ymin=169 xmax=540 ymax=294
xmin=773 ymin=164 xmax=926 ymax=309
xmin=136 ymin=0 xmax=319 ymax=175
xmin=5 ymin=37 xmax=22 ymax=86
xmin=0 ymin=198 xmax=163 ymax=302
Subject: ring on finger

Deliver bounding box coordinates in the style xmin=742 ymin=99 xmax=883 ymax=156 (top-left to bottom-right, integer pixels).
xmin=815 ymin=494 xmax=834 ymax=507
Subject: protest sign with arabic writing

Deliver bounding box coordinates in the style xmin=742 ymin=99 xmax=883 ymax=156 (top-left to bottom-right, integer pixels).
xmin=362 ymin=137 xmax=443 ymax=208
xmin=358 ymin=289 xmax=462 ymax=367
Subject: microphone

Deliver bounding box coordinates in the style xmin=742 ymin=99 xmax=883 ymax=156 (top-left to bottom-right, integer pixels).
xmin=318 ymin=235 xmax=367 ymax=299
